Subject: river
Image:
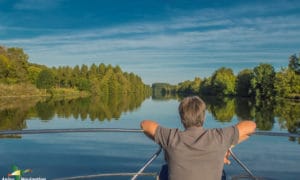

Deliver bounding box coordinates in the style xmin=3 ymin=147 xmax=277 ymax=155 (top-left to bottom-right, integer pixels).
xmin=0 ymin=95 xmax=299 ymax=179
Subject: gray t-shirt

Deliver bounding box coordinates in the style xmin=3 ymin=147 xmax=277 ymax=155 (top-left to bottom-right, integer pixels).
xmin=154 ymin=125 xmax=239 ymax=180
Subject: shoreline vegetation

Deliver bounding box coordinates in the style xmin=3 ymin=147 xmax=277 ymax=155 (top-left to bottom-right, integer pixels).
xmin=0 ymin=45 xmax=299 ymax=101
xmin=0 ymin=83 xmax=47 ymax=98
xmin=0 ymin=83 xmax=90 ymax=98
xmin=0 ymin=45 xmax=151 ymax=99
xmin=152 ymin=53 xmax=300 ymax=101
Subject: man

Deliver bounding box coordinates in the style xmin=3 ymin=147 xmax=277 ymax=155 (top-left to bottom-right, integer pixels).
xmin=140 ymin=96 xmax=256 ymax=180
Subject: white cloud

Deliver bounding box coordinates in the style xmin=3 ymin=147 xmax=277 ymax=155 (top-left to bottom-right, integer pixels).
xmin=2 ymin=1 xmax=300 ymax=83
xmin=4 ymin=13 xmax=299 ymax=55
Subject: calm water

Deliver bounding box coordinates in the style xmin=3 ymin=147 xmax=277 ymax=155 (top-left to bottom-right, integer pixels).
xmin=0 ymin=95 xmax=299 ymax=179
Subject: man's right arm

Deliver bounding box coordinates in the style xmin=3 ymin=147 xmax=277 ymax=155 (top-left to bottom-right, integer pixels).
xmin=236 ymin=120 xmax=256 ymax=144
xmin=224 ymin=120 xmax=256 ymax=164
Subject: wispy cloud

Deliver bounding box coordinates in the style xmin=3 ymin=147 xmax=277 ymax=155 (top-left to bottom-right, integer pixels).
xmin=2 ymin=1 xmax=300 ymax=83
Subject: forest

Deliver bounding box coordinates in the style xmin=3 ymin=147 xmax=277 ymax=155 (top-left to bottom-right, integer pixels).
xmin=1 ymin=44 xmax=299 ymax=100
xmin=0 ymin=45 xmax=151 ymax=97
xmin=153 ymin=53 xmax=300 ymax=100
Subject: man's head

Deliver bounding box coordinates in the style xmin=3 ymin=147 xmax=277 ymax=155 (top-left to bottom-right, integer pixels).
xmin=178 ymin=96 xmax=206 ymax=129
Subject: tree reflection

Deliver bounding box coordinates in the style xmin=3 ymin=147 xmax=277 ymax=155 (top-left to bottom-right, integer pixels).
xmin=0 ymin=94 xmax=299 ymax=143
xmin=203 ymin=96 xmax=275 ymax=130
xmin=0 ymin=109 xmax=27 ymax=130
xmin=0 ymin=97 xmax=41 ymax=131
xmin=235 ymin=97 xmax=255 ymax=120
xmin=0 ymin=93 xmax=150 ymax=134
xmin=36 ymin=101 xmax=55 ymax=120
xmin=204 ymin=97 xmax=235 ymax=122
xmin=32 ymin=93 xmax=149 ymax=121
xmin=253 ymin=98 xmax=275 ymax=131
xmin=275 ymin=99 xmax=300 ymax=143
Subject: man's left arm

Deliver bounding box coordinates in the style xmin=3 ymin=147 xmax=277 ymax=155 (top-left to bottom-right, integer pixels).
xmin=140 ymin=120 xmax=159 ymax=140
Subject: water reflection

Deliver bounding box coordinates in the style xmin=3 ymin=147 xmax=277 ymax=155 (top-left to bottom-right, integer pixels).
xmin=235 ymin=97 xmax=255 ymax=120
xmin=154 ymin=94 xmax=300 ymax=143
xmin=203 ymin=97 xmax=236 ymax=122
xmin=254 ymin=99 xmax=275 ymax=131
xmin=0 ymin=94 xmax=299 ymax=143
xmin=0 ymin=93 xmax=150 ymax=131
xmin=275 ymin=99 xmax=300 ymax=143
xmin=0 ymin=97 xmax=43 ymax=131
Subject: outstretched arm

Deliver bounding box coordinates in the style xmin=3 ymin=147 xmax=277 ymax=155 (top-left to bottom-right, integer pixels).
xmin=140 ymin=120 xmax=159 ymax=140
xmin=224 ymin=120 xmax=256 ymax=164
xmin=236 ymin=120 xmax=256 ymax=143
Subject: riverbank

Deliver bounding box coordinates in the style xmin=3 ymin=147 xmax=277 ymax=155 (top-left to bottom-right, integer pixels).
xmin=48 ymin=87 xmax=91 ymax=100
xmin=0 ymin=83 xmax=90 ymax=99
xmin=0 ymin=83 xmax=47 ymax=97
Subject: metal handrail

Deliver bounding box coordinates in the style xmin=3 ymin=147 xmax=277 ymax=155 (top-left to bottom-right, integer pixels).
xmin=0 ymin=128 xmax=143 ymax=135
xmin=131 ymin=146 xmax=162 ymax=180
xmin=229 ymin=148 xmax=257 ymax=180
xmin=54 ymin=172 xmax=158 ymax=180
xmin=1 ymin=128 xmax=299 ymax=138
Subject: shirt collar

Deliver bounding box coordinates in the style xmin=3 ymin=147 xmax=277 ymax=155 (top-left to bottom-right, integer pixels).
xmin=184 ymin=126 xmax=205 ymax=132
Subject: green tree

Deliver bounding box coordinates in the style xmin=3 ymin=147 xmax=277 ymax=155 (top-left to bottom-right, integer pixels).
xmin=275 ymin=68 xmax=300 ymax=98
xmin=72 ymin=65 xmax=81 ymax=87
xmin=80 ymin=64 xmax=89 ymax=78
xmin=98 ymin=63 xmax=106 ymax=79
xmin=116 ymin=72 xmax=130 ymax=94
xmin=251 ymin=63 xmax=275 ymax=99
xmin=88 ymin=63 xmax=98 ymax=79
xmin=152 ymin=83 xmax=175 ymax=96
xmin=28 ymin=66 xmax=42 ymax=84
xmin=36 ymin=69 xmax=55 ymax=89
xmin=211 ymin=67 xmax=236 ymax=96
xmin=0 ymin=54 xmax=10 ymax=80
xmin=199 ymin=77 xmax=213 ymax=95
xmin=7 ymin=47 xmax=29 ymax=82
xmin=114 ymin=65 xmax=122 ymax=74
xmin=177 ymin=77 xmax=201 ymax=94
xmin=288 ymin=54 xmax=300 ymax=74
xmin=0 ymin=45 xmax=151 ymax=96
xmin=77 ymin=78 xmax=91 ymax=91
xmin=236 ymin=69 xmax=254 ymax=97
xmin=109 ymin=74 xmax=120 ymax=93
xmin=64 ymin=66 xmax=73 ymax=87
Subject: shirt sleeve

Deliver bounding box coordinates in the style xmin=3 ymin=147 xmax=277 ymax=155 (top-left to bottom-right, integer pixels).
xmin=154 ymin=126 xmax=176 ymax=148
xmin=222 ymin=125 xmax=239 ymax=148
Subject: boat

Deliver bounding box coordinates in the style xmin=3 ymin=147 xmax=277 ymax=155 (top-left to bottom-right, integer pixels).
xmin=1 ymin=128 xmax=299 ymax=180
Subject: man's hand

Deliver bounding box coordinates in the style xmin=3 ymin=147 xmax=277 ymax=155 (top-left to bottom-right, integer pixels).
xmin=224 ymin=150 xmax=231 ymax=165
xmin=140 ymin=120 xmax=159 ymax=140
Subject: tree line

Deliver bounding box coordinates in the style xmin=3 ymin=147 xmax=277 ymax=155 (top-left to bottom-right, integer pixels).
xmin=153 ymin=53 xmax=300 ymax=99
xmin=0 ymin=45 xmax=151 ymax=96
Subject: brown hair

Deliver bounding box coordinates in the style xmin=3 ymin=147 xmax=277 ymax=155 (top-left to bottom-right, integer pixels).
xmin=178 ymin=96 xmax=206 ymax=128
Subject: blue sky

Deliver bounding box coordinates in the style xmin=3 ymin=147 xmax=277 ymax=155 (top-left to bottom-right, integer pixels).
xmin=1 ymin=0 xmax=300 ymax=84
